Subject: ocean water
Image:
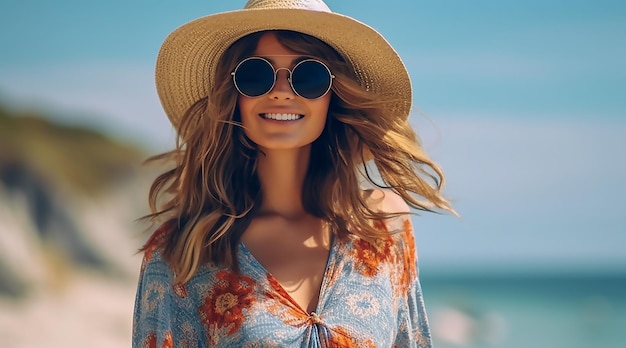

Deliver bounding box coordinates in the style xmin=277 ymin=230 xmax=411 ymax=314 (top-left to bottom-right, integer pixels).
xmin=421 ymin=273 xmax=626 ymax=348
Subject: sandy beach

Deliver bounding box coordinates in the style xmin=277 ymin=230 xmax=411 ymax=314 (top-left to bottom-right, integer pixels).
xmin=0 ymin=268 xmax=140 ymax=348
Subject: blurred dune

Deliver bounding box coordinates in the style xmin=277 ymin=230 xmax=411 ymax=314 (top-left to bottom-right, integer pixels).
xmin=0 ymin=103 xmax=159 ymax=347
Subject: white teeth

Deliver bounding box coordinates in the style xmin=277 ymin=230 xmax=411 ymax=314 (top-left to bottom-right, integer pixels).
xmin=262 ymin=113 xmax=303 ymax=121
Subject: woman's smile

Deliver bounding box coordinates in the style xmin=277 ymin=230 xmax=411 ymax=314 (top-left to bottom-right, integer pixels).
xmin=260 ymin=113 xmax=304 ymax=121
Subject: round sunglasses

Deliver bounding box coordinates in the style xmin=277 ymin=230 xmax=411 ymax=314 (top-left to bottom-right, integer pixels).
xmin=231 ymin=57 xmax=335 ymax=99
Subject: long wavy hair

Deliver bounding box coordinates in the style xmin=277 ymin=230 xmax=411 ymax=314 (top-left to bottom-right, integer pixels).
xmin=142 ymin=30 xmax=453 ymax=283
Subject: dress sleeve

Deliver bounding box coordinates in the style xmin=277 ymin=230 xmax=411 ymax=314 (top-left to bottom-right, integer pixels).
xmin=392 ymin=217 xmax=433 ymax=348
xmin=132 ymin=251 xmax=175 ymax=348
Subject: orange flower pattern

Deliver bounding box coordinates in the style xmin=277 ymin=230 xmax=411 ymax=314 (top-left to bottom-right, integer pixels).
xmin=132 ymin=216 xmax=432 ymax=347
xmin=199 ymin=270 xmax=257 ymax=336
xmin=350 ymin=219 xmax=395 ymax=277
xmin=141 ymin=331 xmax=172 ymax=348
xmin=328 ymin=327 xmax=377 ymax=348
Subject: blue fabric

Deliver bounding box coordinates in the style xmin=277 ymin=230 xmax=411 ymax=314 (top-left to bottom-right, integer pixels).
xmin=132 ymin=217 xmax=432 ymax=347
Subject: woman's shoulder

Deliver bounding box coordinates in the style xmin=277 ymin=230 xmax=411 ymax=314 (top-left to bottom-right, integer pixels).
xmin=361 ymin=188 xmax=416 ymax=252
xmin=361 ymin=188 xmax=411 ymax=230
xmin=138 ymin=220 xmax=230 ymax=282
xmin=140 ymin=220 xmax=177 ymax=269
xmin=137 ymin=221 xmax=215 ymax=299
xmin=361 ymin=188 xmax=410 ymax=216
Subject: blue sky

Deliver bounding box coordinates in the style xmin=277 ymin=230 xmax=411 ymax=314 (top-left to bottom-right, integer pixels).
xmin=1 ymin=0 xmax=625 ymax=273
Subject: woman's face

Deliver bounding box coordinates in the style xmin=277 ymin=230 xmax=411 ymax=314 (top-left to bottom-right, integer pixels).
xmin=237 ymin=32 xmax=331 ymax=152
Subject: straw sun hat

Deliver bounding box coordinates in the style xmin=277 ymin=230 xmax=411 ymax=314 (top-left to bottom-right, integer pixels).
xmin=155 ymin=0 xmax=412 ymax=128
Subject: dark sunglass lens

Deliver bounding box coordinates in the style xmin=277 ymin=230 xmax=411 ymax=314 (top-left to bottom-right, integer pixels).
xmin=291 ymin=60 xmax=332 ymax=99
xmin=234 ymin=58 xmax=275 ymax=97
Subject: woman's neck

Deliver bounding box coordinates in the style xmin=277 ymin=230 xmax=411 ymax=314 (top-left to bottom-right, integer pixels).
xmin=255 ymin=146 xmax=311 ymax=219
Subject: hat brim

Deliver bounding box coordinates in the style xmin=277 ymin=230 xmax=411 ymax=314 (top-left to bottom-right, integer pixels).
xmin=155 ymin=8 xmax=412 ymax=127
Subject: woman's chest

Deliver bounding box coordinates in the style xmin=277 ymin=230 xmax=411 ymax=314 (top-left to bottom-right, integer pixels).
xmin=240 ymin=216 xmax=333 ymax=314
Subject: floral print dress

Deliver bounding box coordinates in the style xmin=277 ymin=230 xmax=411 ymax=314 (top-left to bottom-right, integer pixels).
xmin=132 ymin=217 xmax=432 ymax=347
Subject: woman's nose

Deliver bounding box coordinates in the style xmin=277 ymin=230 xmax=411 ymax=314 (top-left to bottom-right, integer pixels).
xmin=268 ymin=69 xmax=295 ymax=99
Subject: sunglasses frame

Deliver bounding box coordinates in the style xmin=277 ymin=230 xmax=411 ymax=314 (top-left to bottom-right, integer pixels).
xmin=231 ymin=56 xmax=335 ymax=100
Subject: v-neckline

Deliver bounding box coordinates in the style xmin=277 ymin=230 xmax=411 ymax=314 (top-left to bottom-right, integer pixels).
xmin=239 ymin=235 xmax=337 ymax=315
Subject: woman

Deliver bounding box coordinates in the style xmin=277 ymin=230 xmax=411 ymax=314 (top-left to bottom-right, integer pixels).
xmin=133 ymin=1 xmax=454 ymax=347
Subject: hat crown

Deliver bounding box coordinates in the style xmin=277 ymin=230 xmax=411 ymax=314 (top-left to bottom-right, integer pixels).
xmin=244 ymin=0 xmax=331 ymax=12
